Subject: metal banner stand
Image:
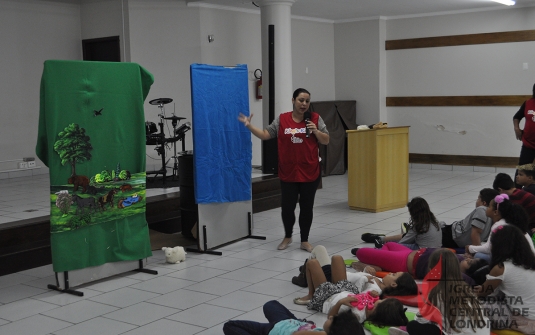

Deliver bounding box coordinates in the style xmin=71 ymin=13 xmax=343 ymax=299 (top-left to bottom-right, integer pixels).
xmin=47 ymin=259 xmax=158 ymax=296
xmin=247 ymin=212 xmax=266 ymax=240
xmin=185 ymin=212 xmax=266 ymax=256
xmin=47 ymin=271 xmax=83 ymax=297
xmin=186 ymin=225 xmax=223 ymax=256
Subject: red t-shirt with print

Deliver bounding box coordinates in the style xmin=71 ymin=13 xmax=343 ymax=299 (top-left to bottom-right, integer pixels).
xmin=277 ymin=111 xmax=320 ymax=182
xmin=522 ymin=99 xmax=535 ymax=149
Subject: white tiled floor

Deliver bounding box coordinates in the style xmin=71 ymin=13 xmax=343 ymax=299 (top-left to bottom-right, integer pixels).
xmin=0 ymin=166 xmax=517 ymax=334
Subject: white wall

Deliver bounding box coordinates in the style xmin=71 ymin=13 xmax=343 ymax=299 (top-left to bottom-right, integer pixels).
xmin=0 ymin=0 xmax=81 ymax=176
xmin=0 ymin=0 xmax=336 ymax=174
xmin=198 ymin=6 xmax=264 ymax=166
xmin=128 ymin=1 xmax=335 ymax=167
xmin=334 ymin=19 xmax=384 ymax=125
xmin=292 ymin=19 xmax=336 ymax=103
xmin=128 ymin=0 xmax=200 ymax=170
xmin=9 ymin=1 xmax=526 ymax=175
xmin=384 ymin=7 xmax=535 ymax=157
xmin=128 ymin=1 xmax=265 ymax=167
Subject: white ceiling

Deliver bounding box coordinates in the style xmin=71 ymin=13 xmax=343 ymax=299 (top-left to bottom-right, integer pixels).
xmin=186 ymin=0 xmax=535 ymax=21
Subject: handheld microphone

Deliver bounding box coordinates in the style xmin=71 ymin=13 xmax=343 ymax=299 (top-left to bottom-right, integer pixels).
xmin=304 ymin=111 xmax=311 ymax=138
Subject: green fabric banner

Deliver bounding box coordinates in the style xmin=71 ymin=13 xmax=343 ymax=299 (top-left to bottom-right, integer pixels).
xmin=36 ymin=60 xmax=154 ymax=272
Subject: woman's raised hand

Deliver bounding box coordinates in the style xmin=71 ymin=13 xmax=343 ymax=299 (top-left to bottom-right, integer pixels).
xmin=238 ymin=113 xmax=253 ymax=127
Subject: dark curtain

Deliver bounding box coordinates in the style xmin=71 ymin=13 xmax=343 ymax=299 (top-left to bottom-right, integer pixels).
xmin=310 ymin=101 xmax=358 ymax=176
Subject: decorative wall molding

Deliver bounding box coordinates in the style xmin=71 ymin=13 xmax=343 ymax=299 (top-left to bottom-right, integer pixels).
xmin=386 ymin=29 xmax=535 ymax=50
xmin=386 ymin=95 xmax=531 ymax=107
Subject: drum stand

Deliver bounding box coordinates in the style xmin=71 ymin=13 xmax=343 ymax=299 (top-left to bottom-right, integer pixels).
xmin=146 ymin=104 xmax=169 ymax=184
xmin=146 ymin=98 xmax=186 ymax=185
xmin=162 ymin=115 xmax=186 ymax=181
xmin=169 ymin=120 xmax=180 ymax=180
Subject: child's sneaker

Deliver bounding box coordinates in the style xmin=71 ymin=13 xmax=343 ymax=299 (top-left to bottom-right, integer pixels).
xmin=292 ymin=272 xmax=308 ymax=287
xmin=374 ymin=237 xmax=384 ymax=249
xmin=361 ymin=233 xmax=385 ymax=243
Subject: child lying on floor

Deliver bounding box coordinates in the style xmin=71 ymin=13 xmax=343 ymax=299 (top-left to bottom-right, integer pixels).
xmin=294 ymin=253 xmax=415 ymax=326
xmin=223 ymin=299 xmax=364 ymax=335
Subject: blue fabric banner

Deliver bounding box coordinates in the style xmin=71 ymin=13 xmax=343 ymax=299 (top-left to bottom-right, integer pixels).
xmin=190 ymin=64 xmax=252 ymax=204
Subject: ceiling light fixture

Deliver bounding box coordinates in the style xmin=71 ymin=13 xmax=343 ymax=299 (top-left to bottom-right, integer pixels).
xmin=491 ymin=0 xmax=515 ymax=5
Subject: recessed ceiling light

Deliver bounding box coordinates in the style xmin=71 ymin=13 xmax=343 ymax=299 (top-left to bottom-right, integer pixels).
xmin=491 ymin=0 xmax=516 ymax=5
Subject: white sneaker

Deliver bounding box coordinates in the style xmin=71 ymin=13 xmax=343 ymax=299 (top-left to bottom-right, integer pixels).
xmin=388 ymin=327 xmax=409 ymax=335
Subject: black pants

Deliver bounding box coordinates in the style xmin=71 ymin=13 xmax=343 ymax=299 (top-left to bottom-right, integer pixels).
xmin=516 ymin=145 xmax=535 ymax=187
xmin=223 ymin=300 xmax=298 ymax=335
xmin=407 ymin=320 xmax=442 ymax=335
xmin=441 ymin=225 xmax=459 ymax=248
xmin=280 ymin=174 xmax=321 ymax=242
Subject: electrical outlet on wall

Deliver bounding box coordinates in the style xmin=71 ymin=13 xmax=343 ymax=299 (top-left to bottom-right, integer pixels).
xmin=18 ymin=162 xmax=28 ymax=169
xmin=27 ymin=161 xmax=36 ymax=168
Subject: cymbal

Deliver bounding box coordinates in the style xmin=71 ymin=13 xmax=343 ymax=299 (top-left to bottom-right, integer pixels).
xmin=149 ymin=98 xmax=173 ymax=105
xmin=163 ymin=115 xmax=186 ymax=121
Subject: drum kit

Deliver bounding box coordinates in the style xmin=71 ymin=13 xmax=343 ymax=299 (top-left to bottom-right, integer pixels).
xmin=145 ymin=97 xmax=191 ymax=182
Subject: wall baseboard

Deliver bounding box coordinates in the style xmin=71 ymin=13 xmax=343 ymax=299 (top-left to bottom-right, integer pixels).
xmin=409 ymin=153 xmax=517 ymax=168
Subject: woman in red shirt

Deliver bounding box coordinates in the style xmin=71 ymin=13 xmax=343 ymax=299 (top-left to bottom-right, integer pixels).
xmin=239 ymin=88 xmax=329 ymax=252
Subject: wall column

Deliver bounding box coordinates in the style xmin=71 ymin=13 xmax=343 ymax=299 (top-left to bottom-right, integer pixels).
xmin=257 ymin=0 xmax=294 ymax=124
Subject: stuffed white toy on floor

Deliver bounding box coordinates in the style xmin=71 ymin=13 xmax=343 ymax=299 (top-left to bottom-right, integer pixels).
xmin=162 ymin=246 xmax=187 ymax=264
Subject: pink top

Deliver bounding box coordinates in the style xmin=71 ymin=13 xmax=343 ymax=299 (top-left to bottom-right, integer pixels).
xmin=349 ymin=291 xmax=379 ymax=310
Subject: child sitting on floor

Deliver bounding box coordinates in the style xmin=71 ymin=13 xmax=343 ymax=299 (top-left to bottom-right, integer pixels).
xmin=441 ymin=188 xmax=498 ymax=249
xmin=493 ymin=172 xmax=535 ymax=233
xmin=465 ymin=194 xmax=535 ymax=262
xmin=516 ymin=163 xmax=535 ymax=195
xmin=407 ymin=249 xmax=490 ymax=335
xmin=360 ymin=197 xmax=442 ymax=250
xmin=475 ymin=225 xmax=535 ymax=334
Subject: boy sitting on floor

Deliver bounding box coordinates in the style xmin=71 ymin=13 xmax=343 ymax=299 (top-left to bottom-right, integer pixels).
xmin=516 ymin=163 xmax=535 ymax=196
xmin=494 ymin=172 xmax=535 ymax=234
xmin=441 ymin=188 xmax=498 ymax=249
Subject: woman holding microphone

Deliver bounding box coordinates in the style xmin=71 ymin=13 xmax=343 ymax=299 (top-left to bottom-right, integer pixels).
xmin=239 ymin=88 xmax=329 ymax=252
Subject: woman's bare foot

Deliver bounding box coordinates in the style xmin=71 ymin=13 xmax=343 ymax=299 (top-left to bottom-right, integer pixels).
xmin=277 ymin=237 xmax=292 ymax=250
xmin=300 ymin=242 xmax=313 ymax=252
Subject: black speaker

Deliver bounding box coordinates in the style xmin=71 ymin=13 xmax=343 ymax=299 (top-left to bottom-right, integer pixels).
xmin=262 ymin=24 xmax=278 ymax=174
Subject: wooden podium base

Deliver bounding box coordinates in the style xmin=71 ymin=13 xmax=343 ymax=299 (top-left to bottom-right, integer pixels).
xmin=347 ymin=127 xmax=409 ymax=213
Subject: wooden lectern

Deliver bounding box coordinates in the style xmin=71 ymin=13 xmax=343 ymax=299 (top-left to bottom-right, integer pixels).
xmin=346 ymin=126 xmax=409 ymax=212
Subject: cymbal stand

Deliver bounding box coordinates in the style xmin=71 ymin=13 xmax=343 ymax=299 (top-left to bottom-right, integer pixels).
xmin=146 ymin=103 xmax=168 ymax=184
xmin=169 ymin=118 xmax=180 ymax=180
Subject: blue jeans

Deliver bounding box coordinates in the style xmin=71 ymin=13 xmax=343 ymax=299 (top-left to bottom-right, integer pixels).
xmin=474 ymin=252 xmax=491 ymax=263
xmin=223 ymin=300 xmax=298 ymax=335
xmin=399 ymin=243 xmax=419 ymax=250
